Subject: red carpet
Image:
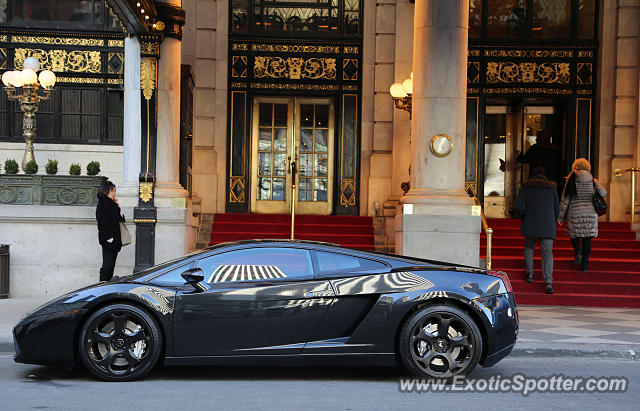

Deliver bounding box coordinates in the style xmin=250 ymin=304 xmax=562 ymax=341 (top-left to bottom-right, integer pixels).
xmin=481 ymin=219 xmax=640 ymax=308
xmin=209 ymin=213 xmax=375 ymax=251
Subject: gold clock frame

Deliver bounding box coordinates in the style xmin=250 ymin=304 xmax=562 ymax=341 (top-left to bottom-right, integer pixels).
xmin=430 ymin=134 xmax=453 ymax=157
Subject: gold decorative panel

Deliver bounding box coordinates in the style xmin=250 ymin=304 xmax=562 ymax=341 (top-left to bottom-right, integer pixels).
xmin=141 ymin=41 xmax=160 ymax=55
xmin=486 ymin=62 xmax=570 ymax=84
xmin=484 ymin=50 xmax=572 ymax=58
xmin=342 ymin=58 xmax=358 ymax=81
xmin=139 ymin=182 xmax=154 ymax=202
xmin=0 ymin=48 xmax=5 ymax=69
xmin=232 ymin=55 xmax=248 ymax=77
xmin=254 ymin=56 xmax=336 ymax=80
xmin=484 ymin=87 xmax=573 ymax=95
xmin=11 ymin=35 xmax=104 ymax=47
xmin=252 ymin=44 xmax=339 ymax=53
xmin=229 ymin=178 xmax=246 ymax=203
xmin=465 ymin=182 xmax=478 ymax=196
xmin=340 ymin=179 xmax=356 ymax=206
xmin=343 ymin=46 xmax=359 ymax=54
xmin=56 ymin=77 xmax=107 ymax=84
xmin=250 ymin=83 xmax=339 ymax=91
xmin=140 ymin=58 xmax=157 ymax=101
xmin=232 ymin=43 xmax=248 ymax=51
xmin=108 ymin=39 xmax=124 ymax=47
xmin=14 ymin=48 xmax=101 ymax=73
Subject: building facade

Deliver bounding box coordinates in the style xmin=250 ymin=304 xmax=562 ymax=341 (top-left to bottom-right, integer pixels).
xmin=1 ymin=0 xmax=639 ymax=296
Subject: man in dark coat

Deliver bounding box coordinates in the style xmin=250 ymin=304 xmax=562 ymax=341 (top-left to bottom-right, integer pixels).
xmin=514 ymin=167 xmax=560 ymax=294
xmin=516 ymin=129 xmax=563 ymax=195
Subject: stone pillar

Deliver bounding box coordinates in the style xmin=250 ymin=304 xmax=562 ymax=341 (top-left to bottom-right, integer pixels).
xmin=395 ymin=0 xmax=480 ymax=267
xmin=119 ymin=35 xmax=142 ymax=207
xmin=155 ymin=0 xmax=188 ymax=208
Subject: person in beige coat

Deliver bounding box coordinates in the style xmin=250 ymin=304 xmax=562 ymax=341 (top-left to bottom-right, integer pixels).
xmin=557 ymin=158 xmax=607 ymax=272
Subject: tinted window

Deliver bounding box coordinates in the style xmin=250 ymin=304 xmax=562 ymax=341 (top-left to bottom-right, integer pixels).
xmin=313 ymin=251 xmax=388 ymax=275
xmin=148 ymin=263 xmax=194 ymax=286
xmin=198 ymin=247 xmax=313 ymax=283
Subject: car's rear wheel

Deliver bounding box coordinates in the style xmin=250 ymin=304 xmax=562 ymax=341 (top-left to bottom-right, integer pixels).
xmin=79 ymin=304 xmax=161 ymax=381
xmin=399 ymin=305 xmax=482 ymax=379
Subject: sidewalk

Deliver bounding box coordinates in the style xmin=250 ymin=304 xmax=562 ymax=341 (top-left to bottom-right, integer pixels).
xmin=0 ymin=296 xmax=638 ymax=359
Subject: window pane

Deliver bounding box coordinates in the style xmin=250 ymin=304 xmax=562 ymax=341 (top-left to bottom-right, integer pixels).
xmin=314 ymin=178 xmax=327 ymax=201
xmin=299 ymin=129 xmax=313 ymax=153
xmin=314 ymin=250 xmax=387 ymax=275
xmin=577 ymin=0 xmax=596 ymax=39
xmin=315 ymin=154 xmax=328 ymax=177
xmin=487 ymin=0 xmax=528 ymax=38
xmin=300 ymin=104 xmax=314 ymax=128
xmin=232 ymin=0 xmax=249 ymax=32
xmin=273 ymin=153 xmax=286 ymax=176
xmin=299 ymin=153 xmax=313 ymax=177
xmin=199 ymin=248 xmax=314 ymax=282
xmin=272 ymin=177 xmax=285 ymax=201
xmin=532 ymin=0 xmax=570 ymax=39
xmin=273 ymin=103 xmax=288 ymax=127
xmin=315 ymin=105 xmax=328 ymax=127
xmin=315 ymin=129 xmax=328 ymax=152
xmin=257 ymin=177 xmax=271 ymax=200
xmin=469 ymin=0 xmax=482 ymax=37
xmin=259 ymin=103 xmax=272 ymax=126
xmin=299 ymin=178 xmax=312 ymax=201
xmin=273 ymin=128 xmax=287 ymax=151
xmin=149 ymin=264 xmax=193 ymax=286
xmin=258 ymin=152 xmax=271 ymax=176
xmin=259 ymin=128 xmax=272 ymax=151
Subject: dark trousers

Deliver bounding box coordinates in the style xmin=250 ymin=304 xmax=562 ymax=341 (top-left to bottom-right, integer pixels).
xmin=100 ymin=246 xmax=118 ymax=281
xmin=570 ymin=237 xmax=592 ymax=270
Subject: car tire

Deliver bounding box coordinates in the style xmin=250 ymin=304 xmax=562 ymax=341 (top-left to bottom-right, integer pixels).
xmin=79 ymin=303 xmax=162 ymax=381
xmin=398 ymin=305 xmax=482 ymax=379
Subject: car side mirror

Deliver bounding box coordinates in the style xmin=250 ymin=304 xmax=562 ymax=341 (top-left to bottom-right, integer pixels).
xmin=181 ymin=268 xmax=208 ymax=292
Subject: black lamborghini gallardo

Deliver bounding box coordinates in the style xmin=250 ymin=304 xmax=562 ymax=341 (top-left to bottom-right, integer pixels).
xmin=14 ymin=240 xmax=518 ymax=381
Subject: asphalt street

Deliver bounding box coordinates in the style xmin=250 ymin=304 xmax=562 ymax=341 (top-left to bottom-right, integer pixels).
xmin=0 ymin=355 xmax=637 ymax=411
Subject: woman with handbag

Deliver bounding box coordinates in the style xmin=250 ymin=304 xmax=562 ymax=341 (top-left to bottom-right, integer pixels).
xmin=96 ymin=180 xmax=129 ymax=281
xmin=557 ymin=158 xmax=607 ymax=272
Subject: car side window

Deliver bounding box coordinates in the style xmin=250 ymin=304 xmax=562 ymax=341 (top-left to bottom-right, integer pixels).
xmin=313 ymin=250 xmax=388 ymax=275
xmin=198 ymin=247 xmax=313 ymax=284
xmin=148 ymin=263 xmax=194 ymax=286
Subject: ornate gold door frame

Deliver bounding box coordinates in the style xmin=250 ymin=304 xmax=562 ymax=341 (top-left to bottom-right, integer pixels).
xmin=250 ymin=97 xmax=334 ymax=215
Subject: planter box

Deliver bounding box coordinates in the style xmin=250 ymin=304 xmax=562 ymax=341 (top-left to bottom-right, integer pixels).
xmin=0 ymin=175 xmax=106 ymax=206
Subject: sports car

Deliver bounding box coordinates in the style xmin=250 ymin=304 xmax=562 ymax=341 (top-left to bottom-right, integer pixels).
xmin=13 ymin=239 xmax=518 ymax=381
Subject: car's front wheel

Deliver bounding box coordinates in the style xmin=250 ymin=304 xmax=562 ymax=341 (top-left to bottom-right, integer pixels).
xmin=79 ymin=303 xmax=162 ymax=381
xmin=399 ymin=305 xmax=482 ymax=379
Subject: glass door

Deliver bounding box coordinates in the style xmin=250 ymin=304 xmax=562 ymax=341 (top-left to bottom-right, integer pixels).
xmin=250 ymin=97 xmax=334 ymax=215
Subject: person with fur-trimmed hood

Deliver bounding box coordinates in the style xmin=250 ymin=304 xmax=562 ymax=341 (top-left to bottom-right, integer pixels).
xmin=515 ymin=167 xmax=560 ymax=294
xmin=558 ymin=158 xmax=607 ymax=272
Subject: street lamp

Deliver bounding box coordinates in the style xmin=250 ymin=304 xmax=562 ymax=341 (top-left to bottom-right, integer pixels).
xmin=389 ymin=72 xmax=413 ymax=117
xmin=2 ymin=57 xmax=56 ymax=171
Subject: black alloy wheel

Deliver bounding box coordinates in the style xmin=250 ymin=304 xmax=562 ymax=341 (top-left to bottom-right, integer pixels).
xmin=79 ymin=304 xmax=162 ymax=381
xmin=399 ymin=305 xmax=482 ymax=379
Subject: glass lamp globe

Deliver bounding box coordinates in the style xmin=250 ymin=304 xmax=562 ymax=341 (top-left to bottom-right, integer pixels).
xmin=2 ymin=71 xmax=11 ymax=87
xmin=10 ymin=71 xmax=23 ymax=87
xmin=38 ymin=70 xmax=56 ymax=88
xmin=21 ymin=69 xmax=38 ymax=85
xmin=402 ymin=78 xmax=413 ymax=95
xmin=23 ymin=57 xmax=41 ymax=71
xmin=389 ymin=82 xmax=406 ymax=98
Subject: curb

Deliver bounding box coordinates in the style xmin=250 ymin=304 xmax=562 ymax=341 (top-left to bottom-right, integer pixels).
xmin=1 ymin=342 xmax=636 ymax=361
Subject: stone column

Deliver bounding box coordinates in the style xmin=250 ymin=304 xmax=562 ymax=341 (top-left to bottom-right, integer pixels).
xmin=396 ymin=0 xmax=480 ymax=267
xmin=155 ymin=0 xmax=188 ymax=208
xmin=119 ymin=35 xmax=142 ymax=207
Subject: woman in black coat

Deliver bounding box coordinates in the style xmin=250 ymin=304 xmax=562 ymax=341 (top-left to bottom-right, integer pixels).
xmin=96 ymin=180 xmax=124 ymax=281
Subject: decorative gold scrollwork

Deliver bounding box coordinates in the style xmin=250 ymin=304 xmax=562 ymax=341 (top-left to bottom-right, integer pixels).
xmin=11 ymin=35 xmax=105 ymax=47
xmin=139 ymin=182 xmax=154 ymax=203
xmin=486 ymin=62 xmax=570 ymax=84
xmin=14 ymin=48 xmax=101 ymax=73
xmin=340 ymin=179 xmax=356 ymax=206
xmin=254 ymin=56 xmax=336 ymax=80
xmin=140 ymin=58 xmax=157 ymax=101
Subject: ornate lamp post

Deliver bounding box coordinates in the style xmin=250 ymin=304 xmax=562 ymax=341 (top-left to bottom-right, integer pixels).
xmin=389 ymin=73 xmax=413 ymax=117
xmin=2 ymin=57 xmax=56 ymax=171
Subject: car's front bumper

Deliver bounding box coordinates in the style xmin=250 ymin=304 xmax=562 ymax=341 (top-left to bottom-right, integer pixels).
xmin=13 ymin=309 xmax=87 ymax=367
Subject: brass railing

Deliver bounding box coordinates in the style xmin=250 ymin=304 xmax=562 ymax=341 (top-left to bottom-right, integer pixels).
xmin=474 ymin=197 xmax=493 ymax=270
xmin=615 ymin=167 xmax=640 ymax=224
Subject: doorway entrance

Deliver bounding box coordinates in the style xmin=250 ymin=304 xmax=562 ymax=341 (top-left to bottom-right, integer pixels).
xmin=250 ymin=97 xmax=335 ymax=215
xmin=483 ymin=98 xmax=565 ymax=218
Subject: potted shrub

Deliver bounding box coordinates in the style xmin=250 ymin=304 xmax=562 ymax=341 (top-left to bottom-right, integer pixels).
xmin=45 ymin=159 xmax=58 ymax=175
xmin=4 ymin=159 xmax=19 ymax=174
xmin=69 ymin=163 xmax=81 ymax=176
xmin=86 ymin=161 xmax=101 ymax=176
xmin=24 ymin=160 xmax=38 ymax=175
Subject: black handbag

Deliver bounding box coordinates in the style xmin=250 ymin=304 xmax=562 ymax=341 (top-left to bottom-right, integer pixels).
xmin=592 ymin=181 xmax=607 ymax=216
